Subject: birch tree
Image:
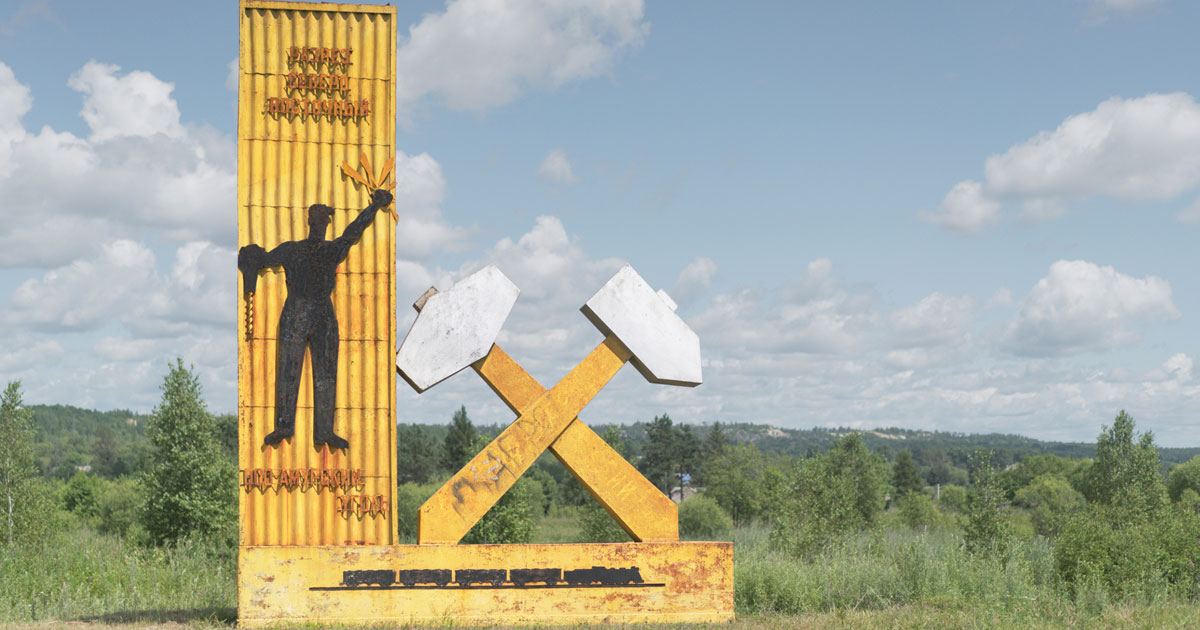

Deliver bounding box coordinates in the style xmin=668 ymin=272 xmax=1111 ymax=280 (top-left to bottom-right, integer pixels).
xmin=0 ymin=381 xmax=37 ymax=546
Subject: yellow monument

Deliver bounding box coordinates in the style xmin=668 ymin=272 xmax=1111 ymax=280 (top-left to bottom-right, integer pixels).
xmin=236 ymin=2 xmax=731 ymax=625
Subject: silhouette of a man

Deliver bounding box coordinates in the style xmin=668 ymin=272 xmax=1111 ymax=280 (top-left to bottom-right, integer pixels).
xmin=239 ymin=188 xmax=393 ymax=450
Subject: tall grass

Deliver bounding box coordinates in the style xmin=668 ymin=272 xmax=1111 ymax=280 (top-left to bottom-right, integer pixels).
xmin=733 ymin=521 xmax=1176 ymax=618
xmin=0 ymin=525 xmax=234 ymax=623
xmin=4 ymin=518 xmax=1195 ymax=626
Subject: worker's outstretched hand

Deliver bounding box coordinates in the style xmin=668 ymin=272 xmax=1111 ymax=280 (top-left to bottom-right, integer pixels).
xmin=371 ymin=188 xmax=393 ymax=207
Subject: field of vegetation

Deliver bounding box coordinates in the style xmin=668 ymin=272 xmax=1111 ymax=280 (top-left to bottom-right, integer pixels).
xmin=3 ymin=361 xmax=1200 ymax=628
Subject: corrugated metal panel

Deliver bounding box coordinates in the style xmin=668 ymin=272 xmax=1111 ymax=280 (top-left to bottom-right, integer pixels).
xmin=237 ymin=0 xmax=396 ymax=547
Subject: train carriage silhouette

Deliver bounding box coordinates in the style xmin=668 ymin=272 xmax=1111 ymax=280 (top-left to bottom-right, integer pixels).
xmin=340 ymin=566 xmax=642 ymax=588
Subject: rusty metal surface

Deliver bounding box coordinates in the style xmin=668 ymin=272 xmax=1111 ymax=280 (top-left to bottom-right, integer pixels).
xmin=237 ymin=0 xmax=396 ymax=547
xmin=473 ymin=345 xmax=679 ymax=542
xmin=418 ymin=336 xmax=633 ymax=544
xmin=238 ymin=542 xmax=734 ymax=626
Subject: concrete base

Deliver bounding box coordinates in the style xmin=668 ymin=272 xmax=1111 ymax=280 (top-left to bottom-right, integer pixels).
xmin=238 ymin=541 xmax=733 ymax=627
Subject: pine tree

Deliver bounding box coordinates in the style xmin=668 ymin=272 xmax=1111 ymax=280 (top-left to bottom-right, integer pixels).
xmin=704 ymin=422 xmax=727 ymax=457
xmin=141 ymin=359 xmax=235 ymax=545
xmin=397 ymin=424 xmax=439 ymax=484
xmin=638 ymin=415 xmax=702 ymax=498
xmin=440 ymin=406 xmax=477 ymax=473
xmin=892 ymin=449 xmax=924 ymax=498
xmin=639 ymin=414 xmax=677 ymax=493
xmin=0 ymin=381 xmax=38 ymax=546
xmin=693 ymin=422 xmax=727 ymax=487
xmin=675 ymin=424 xmax=701 ymax=496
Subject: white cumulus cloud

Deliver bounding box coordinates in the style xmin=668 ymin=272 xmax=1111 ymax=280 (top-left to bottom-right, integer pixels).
xmin=928 ymin=92 xmax=1200 ymax=232
xmin=1005 ymin=260 xmax=1180 ymax=356
xmin=68 ymin=61 xmax=184 ymax=142
xmin=1164 ymin=353 xmax=1193 ymax=382
xmin=0 ymin=61 xmax=236 ymax=266
xmin=669 ymin=257 xmax=717 ymax=308
xmin=537 ymin=148 xmax=578 ymax=186
xmin=692 ymin=258 xmax=879 ymax=357
xmin=890 ymin=292 xmax=978 ymax=349
xmin=395 ymin=0 xmax=648 ymax=124
xmin=920 ymin=180 xmax=1000 ymax=234
xmin=392 ymin=150 xmax=467 ymax=261
xmin=3 ymin=239 xmax=156 ymax=331
xmin=1086 ymin=0 xmax=1162 ymax=25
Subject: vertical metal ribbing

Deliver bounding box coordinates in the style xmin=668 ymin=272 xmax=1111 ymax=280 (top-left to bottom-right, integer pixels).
xmin=239 ymin=2 xmax=395 ymax=547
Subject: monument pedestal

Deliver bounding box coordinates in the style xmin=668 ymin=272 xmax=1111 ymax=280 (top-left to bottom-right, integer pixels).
xmin=239 ymin=541 xmax=733 ymax=627
xmin=236 ymin=3 xmax=731 ymax=626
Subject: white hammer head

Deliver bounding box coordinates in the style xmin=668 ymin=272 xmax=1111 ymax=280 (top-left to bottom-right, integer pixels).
xmin=581 ymin=265 xmax=702 ymax=387
xmin=396 ymin=265 xmax=519 ymax=393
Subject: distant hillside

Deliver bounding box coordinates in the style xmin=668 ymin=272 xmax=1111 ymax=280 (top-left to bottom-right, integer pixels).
xmin=27 ymin=404 xmax=1200 ymax=480
xmin=603 ymin=421 xmax=1200 ymax=469
xmin=27 ymin=404 xmax=235 ymax=479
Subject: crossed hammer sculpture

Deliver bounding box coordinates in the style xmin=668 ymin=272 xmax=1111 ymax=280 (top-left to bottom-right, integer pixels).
xmin=396 ymin=265 xmax=703 ymax=545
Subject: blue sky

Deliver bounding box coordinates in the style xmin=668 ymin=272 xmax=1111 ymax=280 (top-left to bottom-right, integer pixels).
xmin=0 ymin=0 xmax=1197 ymax=444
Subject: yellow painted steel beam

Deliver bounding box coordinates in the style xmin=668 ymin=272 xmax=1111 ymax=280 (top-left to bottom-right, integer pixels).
xmin=473 ymin=344 xmax=678 ymax=542
xmin=239 ymin=541 xmax=733 ymax=626
xmin=418 ymin=336 xmax=632 ymax=544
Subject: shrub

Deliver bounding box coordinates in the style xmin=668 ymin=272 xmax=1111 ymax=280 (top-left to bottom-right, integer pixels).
xmin=578 ymin=499 xmax=631 ymax=543
xmin=1167 ymin=455 xmax=1200 ymax=503
xmin=1180 ymin=488 xmax=1200 ymax=513
xmin=394 ymin=482 xmax=440 ymax=541
xmin=96 ymin=477 xmax=143 ymax=539
xmin=937 ymin=484 xmax=967 ymax=513
xmin=527 ymin=467 xmax=558 ymax=516
xmin=770 ymin=454 xmax=861 ymax=558
xmin=462 ymin=476 xmax=538 ymax=544
xmin=1013 ymin=473 xmax=1084 ymax=537
xmin=63 ymin=471 xmax=101 ymax=520
xmin=897 ymin=493 xmax=941 ymax=531
xmin=767 ymin=432 xmax=888 ymax=556
xmin=678 ymin=495 xmax=733 ymax=539
xmin=703 ymin=444 xmax=776 ymax=524
xmin=998 ymin=454 xmax=1077 ymax=500
xmin=1056 ymin=505 xmax=1161 ymax=599
xmin=825 ymin=433 xmax=888 ymax=525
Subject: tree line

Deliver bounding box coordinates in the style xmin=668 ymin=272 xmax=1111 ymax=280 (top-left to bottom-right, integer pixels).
xmin=5 ymin=360 xmax=1200 ymax=600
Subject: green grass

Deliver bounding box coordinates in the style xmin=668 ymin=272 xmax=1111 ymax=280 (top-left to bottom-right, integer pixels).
xmin=0 ymin=526 xmax=234 ymax=624
xmin=531 ymin=509 xmax=587 ymax=543
xmin=735 ymin=522 xmax=1059 ymax=614
xmin=4 ymin=520 xmax=1199 ymax=628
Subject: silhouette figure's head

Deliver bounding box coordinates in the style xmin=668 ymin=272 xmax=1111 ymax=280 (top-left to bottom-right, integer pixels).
xmin=308 ymin=204 xmax=335 ymax=238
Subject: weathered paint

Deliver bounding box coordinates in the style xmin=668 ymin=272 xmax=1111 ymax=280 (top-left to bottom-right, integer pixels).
xmin=238 ymin=542 xmax=733 ymax=627
xmin=236 ymin=0 xmax=396 ymax=547
xmin=582 ymin=265 xmax=703 ymax=387
xmin=474 ymin=345 xmax=679 ymax=542
xmin=395 ymin=265 xmax=520 ymax=392
xmin=418 ymin=336 xmax=633 ymax=544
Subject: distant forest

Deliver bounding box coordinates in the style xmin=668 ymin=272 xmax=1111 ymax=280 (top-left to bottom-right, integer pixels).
xmin=26 ymin=403 xmax=1200 ymax=481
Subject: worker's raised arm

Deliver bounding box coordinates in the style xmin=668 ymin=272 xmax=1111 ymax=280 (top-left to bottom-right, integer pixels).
xmin=333 ymin=188 xmax=392 ymax=260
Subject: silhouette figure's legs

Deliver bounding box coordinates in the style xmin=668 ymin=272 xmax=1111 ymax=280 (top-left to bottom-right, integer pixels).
xmin=311 ymin=307 xmax=346 ymax=450
xmin=266 ymin=307 xmax=306 ymax=446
